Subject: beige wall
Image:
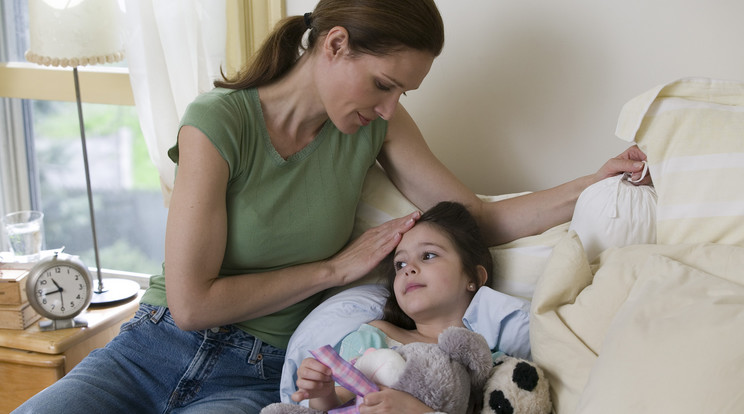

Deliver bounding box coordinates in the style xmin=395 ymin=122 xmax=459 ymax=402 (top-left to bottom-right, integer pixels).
xmin=287 ymin=0 xmax=744 ymax=195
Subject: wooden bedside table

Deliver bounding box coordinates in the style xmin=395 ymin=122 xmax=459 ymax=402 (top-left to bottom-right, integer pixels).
xmin=0 ymin=291 xmax=142 ymax=413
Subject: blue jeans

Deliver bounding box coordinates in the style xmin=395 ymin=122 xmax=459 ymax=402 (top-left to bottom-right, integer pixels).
xmin=13 ymin=303 xmax=285 ymax=414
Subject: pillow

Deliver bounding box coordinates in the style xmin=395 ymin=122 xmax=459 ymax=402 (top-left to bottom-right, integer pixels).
xmin=569 ymin=173 xmax=657 ymax=262
xmin=279 ymin=284 xmax=387 ymax=404
xmin=480 ymin=188 xmax=569 ymax=302
xmin=615 ymin=77 xmax=744 ymax=245
xmin=489 ymin=222 xmax=569 ymax=301
xmin=575 ymin=255 xmax=744 ymax=414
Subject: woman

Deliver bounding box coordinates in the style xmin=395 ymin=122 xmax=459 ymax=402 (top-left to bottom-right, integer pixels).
xmin=13 ymin=1 xmax=647 ymax=413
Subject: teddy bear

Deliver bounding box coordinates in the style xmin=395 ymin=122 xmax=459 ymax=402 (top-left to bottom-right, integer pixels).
xmin=260 ymin=326 xmax=494 ymax=414
xmin=480 ymin=355 xmax=552 ymax=414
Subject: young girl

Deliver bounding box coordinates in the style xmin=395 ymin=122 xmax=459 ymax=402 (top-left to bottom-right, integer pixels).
xmin=292 ymin=201 xmax=530 ymax=413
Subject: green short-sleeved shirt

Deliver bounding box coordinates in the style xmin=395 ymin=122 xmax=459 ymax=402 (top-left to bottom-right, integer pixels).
xmin=141 ymin=88 xmax=387 ymax=349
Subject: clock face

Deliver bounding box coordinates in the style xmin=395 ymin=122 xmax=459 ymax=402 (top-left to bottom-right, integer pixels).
xmin=31 ymin=262 xmax=91 ymax=319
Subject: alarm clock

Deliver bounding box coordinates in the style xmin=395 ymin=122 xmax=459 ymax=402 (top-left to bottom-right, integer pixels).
xmin=26 ymin=251 xmax=93 ymax=331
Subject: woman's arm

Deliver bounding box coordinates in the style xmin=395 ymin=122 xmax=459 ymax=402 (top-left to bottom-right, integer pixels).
xmin=471 ymin=145 xmax=650 ymax=244
xmin=378 ymin=104 xmax=648 ymax=246
xmin=164 ymin=126 xmax=418 ymax=330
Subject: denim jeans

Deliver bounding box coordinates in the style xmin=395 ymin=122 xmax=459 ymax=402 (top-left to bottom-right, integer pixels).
xmin=13 ymin=303 xmax=285 ymax=414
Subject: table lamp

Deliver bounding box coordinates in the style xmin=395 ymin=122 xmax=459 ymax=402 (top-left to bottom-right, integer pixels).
xmin=25 ymin=0 xmax=140 ymax=304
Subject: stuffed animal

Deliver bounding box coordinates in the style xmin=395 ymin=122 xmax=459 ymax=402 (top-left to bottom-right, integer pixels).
xmin=261 ymin=326 xmax=493 ymax=414
xmin=481 ymin=355 xmax=552 ymax=414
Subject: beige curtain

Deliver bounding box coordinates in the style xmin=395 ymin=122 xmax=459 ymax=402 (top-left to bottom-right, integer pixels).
xmin=225 ymin=0 xmax=285 ymax=78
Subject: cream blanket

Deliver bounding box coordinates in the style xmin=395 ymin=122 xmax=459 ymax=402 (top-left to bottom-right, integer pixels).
xmin=530 ymin=232 xmax=744 ymax=414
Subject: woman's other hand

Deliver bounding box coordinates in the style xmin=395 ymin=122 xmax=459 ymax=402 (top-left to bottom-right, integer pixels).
xmin=596 ymin=145 xmax=653 ymax=186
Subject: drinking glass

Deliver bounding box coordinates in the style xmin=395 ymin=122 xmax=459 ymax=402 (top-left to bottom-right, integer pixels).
xmin=3 ymin=210 xmax=45 ymax=263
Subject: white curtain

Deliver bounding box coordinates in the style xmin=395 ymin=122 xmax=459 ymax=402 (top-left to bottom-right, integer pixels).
xmin=123 ymin=0 xmax=227 ymax=206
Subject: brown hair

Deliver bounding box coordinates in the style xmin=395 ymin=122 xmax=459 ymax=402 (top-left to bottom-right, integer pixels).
xmin=381 ymin=201 xmax=493 ymax=330
xmin=214 ymin=0 xmax=444 ymax=90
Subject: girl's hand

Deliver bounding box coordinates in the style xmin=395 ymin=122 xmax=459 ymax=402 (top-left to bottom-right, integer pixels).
xmin=596 ymin=145 xmax=653 ymax=186
xmin=292 ymin=358 xmax=335 ymax=402
xmin=327 ymin=211 xmax=420 ymax=286
xmin=359 ymin=387 xmax=433 ymax=414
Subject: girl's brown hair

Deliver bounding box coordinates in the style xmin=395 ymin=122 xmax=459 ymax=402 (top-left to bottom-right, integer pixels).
xmin=215 ymin=0 xmax=444 ymax=90
xmin=381 ymin=201 xmax=493 ymax=330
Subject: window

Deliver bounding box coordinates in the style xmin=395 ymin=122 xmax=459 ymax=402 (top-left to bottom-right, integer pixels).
xmin=1 ymin=0 xmax=165 ymax=282
xmin=28 ymin=100 xmax=168 ymax=275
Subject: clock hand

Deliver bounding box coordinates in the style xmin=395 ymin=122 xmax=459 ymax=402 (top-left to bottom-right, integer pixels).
xmin=51 ymin=278 xmax=64 ymax=292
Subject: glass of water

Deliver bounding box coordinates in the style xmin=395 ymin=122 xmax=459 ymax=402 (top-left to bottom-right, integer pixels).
xmin=3 ymin=210 xmax=45 ymax=263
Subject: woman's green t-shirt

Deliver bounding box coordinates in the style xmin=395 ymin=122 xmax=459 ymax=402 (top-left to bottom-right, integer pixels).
xmin=141 ymin=88 xmax=387 ymax=349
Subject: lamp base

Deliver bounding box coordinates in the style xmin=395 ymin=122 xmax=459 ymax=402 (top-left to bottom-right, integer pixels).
xmin=89 ymin=278 xmax=140 ymax=306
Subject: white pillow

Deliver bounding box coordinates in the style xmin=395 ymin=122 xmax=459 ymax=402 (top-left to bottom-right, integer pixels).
xmin=489 ymin=222 xmax=569 ymax=301
xmin=576 ymin=255 xmax=744 ymax=414
xmin=615 ymin=77 xmax=744 ymax=246
xmin=569 ymin=173 xmax=657 ymax=262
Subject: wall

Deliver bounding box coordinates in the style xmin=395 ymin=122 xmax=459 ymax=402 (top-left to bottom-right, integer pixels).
xmin=286 ymin=0 xmax=744 ymax=195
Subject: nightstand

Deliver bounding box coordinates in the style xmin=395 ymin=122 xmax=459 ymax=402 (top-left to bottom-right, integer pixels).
xmin=0 ymin=291 xmax=142 ymax=413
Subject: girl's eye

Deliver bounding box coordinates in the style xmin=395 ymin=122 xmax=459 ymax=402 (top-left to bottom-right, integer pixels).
xmin=423 ymin=252 xmax=437 ymax=260
xmin=394 ymin=261 xmax=407 ymax=271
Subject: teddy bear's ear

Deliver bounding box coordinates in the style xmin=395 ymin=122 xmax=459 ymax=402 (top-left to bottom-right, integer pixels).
xmin=512 ymin=361 xmax=540 ymax=391
xmin=438 ymin=327 xmax=493 ymax=388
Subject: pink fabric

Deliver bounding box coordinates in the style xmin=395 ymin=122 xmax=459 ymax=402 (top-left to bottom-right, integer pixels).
xmin=309 ymin=345 xmax=380 ymax=414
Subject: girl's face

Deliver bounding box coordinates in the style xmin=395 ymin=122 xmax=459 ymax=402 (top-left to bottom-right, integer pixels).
xmin=314 ymin=28 xmax=434 ymax=134
xmin=392 ymin=223 xmax=475 ymax=325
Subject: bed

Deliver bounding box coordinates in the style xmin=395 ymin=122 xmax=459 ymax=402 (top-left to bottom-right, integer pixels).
xmin=280 ymin=77 xmax=744 ymax=413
